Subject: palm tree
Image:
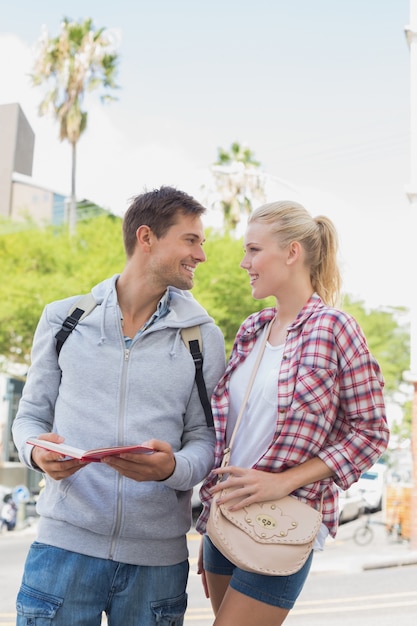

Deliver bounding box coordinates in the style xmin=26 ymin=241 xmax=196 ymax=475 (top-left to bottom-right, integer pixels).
xmin=209 ymin=141 xmax=266 ymax=233
xmin=31 ymin=17 xmax=119 ymax=235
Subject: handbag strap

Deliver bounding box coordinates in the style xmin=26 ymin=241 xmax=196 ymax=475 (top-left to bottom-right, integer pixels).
xmin=221 ymin=317 xmax=275 ymax=468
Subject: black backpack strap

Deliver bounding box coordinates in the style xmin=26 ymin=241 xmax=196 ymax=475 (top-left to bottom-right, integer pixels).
xmin=55 ymin=300 xmax=214 ymax=427
xmin=181 ymin=327 xmax=214 ymax=428
xmin=55 ymin=308 xmax=85 ymax=356
xmin=187 ymin=338 xmax=214 ymax=428
xmin=55 ymin=293 xmax=98 ymax=356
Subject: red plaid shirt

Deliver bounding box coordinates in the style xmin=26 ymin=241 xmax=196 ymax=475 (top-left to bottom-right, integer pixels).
xmin=196 ymin=294 xmax=389 ymax=538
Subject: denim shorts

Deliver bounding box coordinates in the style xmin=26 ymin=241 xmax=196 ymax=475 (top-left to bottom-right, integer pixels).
xmin=203 ymin=535 xmax=313 ymax=610
xmin=16 ymin=542 xmax=189 ymax=626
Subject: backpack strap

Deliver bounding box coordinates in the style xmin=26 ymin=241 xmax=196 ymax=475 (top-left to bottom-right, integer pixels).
xmin=181 ymin=326 xmax=214 ymax=427
xmin=55 ymin=296 xmax=214 ymax=428
xmin=55 ymin=293 xmax=97 ymax=356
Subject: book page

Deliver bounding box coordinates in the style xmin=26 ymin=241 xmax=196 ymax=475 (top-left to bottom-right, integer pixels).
xmin=26 ymin=438 xmax=154 ymax=460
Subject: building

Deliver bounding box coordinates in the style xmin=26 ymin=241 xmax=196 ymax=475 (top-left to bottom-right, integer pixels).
xmin=0 ymin=102 xmax=35 ymax=219
xmin=0 ymin=102 xmax=108 ymax=494
xmin=0 ymin=102 xmax=106 ymax=227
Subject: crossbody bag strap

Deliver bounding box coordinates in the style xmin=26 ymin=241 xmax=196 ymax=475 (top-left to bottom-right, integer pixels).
xmin=221 ymin=318 xmax=274 ymax=468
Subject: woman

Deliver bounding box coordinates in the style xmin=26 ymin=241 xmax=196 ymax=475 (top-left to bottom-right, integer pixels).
xmin=196 ymin=200 xmax=389 ymax=625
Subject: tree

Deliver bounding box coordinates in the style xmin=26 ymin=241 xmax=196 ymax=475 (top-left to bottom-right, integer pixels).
xmin=31 ymin=17 xmax=119 ymax=235
xmin=0 ymin=215 xmax=124 ymax=365
xmin=206 ymin=141 xmax=267 ymax=233
xmin=192 ymin=231 xmax=274 ymax=355
xmin=342 ymin=295 xmax=410 ymax=396
xmin=0 ymin=221 xmax=410 ymax=399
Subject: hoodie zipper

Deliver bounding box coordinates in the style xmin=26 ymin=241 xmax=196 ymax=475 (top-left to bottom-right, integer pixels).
xmin=108 ymin=340 xmax=131 ymax=559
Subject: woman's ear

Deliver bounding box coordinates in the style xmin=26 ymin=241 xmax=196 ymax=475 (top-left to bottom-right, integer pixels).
xmin=287 ymin=241 xmax=302 ymax=265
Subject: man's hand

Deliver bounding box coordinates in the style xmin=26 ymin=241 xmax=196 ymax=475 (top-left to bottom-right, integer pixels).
xmin=30 ymin=433 xmax=88 ymax=480
xmin=102 ymin=439 xmax=176 ymax=482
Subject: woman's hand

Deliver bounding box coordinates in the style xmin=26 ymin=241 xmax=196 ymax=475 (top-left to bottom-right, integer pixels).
xmin=210 ymin=458 xmax=334 ymax=511
xmin=210 ymin=466 xmax=291 ymax=511
xmin=197 ymin=537 xmax=210 ymax=598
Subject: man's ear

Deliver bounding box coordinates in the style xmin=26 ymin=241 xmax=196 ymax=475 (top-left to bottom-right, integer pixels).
xmin=136 ymin=225 xmax=153 ymax=251
xmin=287 ymin=241 xmax=302 ymax=265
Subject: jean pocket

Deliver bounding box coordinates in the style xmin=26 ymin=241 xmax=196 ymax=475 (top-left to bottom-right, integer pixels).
xmin=16 ymin=583 xmax=63 ymax=619
xmin=150 ymin=591 xmax=187 ymax=625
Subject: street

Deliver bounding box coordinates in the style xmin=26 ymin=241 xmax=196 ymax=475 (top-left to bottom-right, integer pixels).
xmin=1 ymin=514 xmax=417 ymax=625
xmin=186 ymin=515 xmax=417 ymax=626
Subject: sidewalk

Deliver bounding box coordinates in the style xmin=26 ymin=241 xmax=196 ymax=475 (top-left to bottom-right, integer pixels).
xmin=310 ymin=512 xmax=417 ymax=574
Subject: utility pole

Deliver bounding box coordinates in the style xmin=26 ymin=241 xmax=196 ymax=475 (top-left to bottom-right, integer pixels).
xmin=404 ymin=0 xmax=417 ymax=551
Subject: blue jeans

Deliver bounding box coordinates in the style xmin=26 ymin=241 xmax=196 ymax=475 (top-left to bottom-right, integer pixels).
xmin=204 ymin=535 xmax=313 ymax=610
xmin=16 ymin=542 xmax=189 ymax=625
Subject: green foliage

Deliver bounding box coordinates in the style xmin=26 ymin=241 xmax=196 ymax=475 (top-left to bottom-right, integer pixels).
xmin=193 ymin=231 xmax=274 ymax=356
xmin=216 ymin=142 xmax=261 ymax=168
xmin=0 ymin=221 xmax=410 ymax=408
xmin=0 ymin=216 xmax=124 ymax=364
xmin=342 ymin=295 xmax=410 ymax=396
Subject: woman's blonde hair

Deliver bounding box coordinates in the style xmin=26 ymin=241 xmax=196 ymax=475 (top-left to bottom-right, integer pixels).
xmin=248 ymin=200 xmax=341 ymax=306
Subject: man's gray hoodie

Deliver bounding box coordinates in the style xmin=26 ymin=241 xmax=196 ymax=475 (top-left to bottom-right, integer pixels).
xmin=13 ymin=275 xmax=225 ymax=566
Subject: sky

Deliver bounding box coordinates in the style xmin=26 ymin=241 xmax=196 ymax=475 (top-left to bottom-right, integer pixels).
xmin=0 ymin=0 xmax=414 ymax=311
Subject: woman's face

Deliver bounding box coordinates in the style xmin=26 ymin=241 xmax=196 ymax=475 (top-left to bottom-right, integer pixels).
xmin=241 ymin=221 xmax=290 ymax=300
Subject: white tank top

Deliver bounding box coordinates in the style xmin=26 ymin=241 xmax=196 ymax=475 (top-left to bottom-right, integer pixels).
xmin=227 ymin=325 xmax=284 ymax=468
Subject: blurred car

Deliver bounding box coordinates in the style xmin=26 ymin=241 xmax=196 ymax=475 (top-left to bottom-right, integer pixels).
xmin=338 ymin=486 xmax=365 ymax=524
xmin=357 ymin=462 xmax=386 ymax=512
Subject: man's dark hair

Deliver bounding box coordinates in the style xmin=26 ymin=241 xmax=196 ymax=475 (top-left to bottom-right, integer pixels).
xmin=123 ymin=186 xmax=206 ymax=257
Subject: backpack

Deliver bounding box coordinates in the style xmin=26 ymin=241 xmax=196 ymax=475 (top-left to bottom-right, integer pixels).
xmin=55 ymin=293 xmax=214 ymax=427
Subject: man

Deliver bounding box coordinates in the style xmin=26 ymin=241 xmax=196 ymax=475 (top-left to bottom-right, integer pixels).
xmin=12 ymin=186 xmax=225 ymax=626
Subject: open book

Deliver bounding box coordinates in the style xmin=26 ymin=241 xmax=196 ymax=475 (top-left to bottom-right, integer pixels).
xmin=27 ymin=437 xmax=154 ymax=461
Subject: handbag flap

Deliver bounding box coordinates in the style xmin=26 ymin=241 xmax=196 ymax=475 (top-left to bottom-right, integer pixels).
xmin=218 ymin=492 xmax=322 ymax=545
